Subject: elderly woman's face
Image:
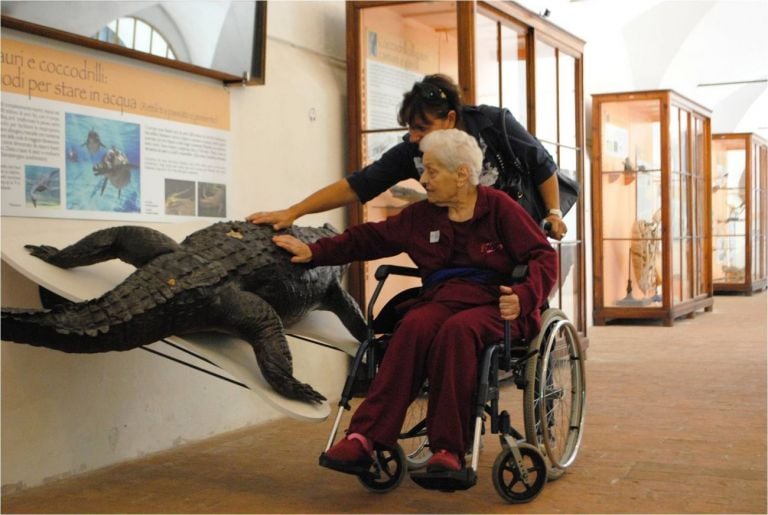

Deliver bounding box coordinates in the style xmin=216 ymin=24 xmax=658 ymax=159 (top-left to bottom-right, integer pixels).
xmin=420 ymin=150 xmax=459 ymax=205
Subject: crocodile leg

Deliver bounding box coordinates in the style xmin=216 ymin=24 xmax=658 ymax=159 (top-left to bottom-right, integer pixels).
xmin=25 ymin=226 xmax=182 ymax=269
xmin=210 ymin=285 xmax=326 ymax=404
xmin=321 ymin=282 xmax=368 ymax=342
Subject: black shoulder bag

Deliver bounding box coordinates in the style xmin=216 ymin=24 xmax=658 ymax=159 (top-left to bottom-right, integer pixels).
xmin=497 ymin=108 xmax=579 ymax=222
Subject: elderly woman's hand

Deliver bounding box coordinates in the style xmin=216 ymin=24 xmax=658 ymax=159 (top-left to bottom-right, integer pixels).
xmin=272 ymin=235 xmax=313 ymax=263
xmin=499 ymin=285 xmax=521 ymax=320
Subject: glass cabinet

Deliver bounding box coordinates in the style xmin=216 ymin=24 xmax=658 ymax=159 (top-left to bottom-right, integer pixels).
xmin=591 ymin=90 xmax=713 ymax=326
xmin=345 ymin=1 xmax=588 ymax=335
xmin=711 ymin=133 xmax=768 ymax=293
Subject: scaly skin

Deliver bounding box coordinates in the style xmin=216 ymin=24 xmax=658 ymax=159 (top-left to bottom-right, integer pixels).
xmin=1 ymin=221 xmax=368 ymax=404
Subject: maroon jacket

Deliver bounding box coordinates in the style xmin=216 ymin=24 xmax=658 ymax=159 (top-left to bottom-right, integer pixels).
xmin=309 ymin=186 xmax=558 ymax=337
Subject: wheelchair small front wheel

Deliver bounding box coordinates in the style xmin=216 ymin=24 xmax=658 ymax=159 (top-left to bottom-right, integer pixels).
xmin=491 ymin=442 xmax=547 ymax=504
xmin=357 ymin=443 xmax=407 ymax=493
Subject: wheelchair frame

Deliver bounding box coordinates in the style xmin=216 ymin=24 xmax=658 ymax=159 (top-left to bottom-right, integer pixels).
xmin=323 ymin=264 xmax=586 ymax=503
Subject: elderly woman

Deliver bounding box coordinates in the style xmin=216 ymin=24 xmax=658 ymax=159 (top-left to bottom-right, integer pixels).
xmin=273 ymin=129 xmax=556 ymax=481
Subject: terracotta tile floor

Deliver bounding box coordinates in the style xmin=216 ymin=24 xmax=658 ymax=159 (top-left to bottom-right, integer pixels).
xmin=2 ymin=293 xmax=766 ymax=514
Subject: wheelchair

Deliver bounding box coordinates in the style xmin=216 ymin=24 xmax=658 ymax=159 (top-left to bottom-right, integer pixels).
xmin=321 ymin=264 xmax=586 ymax=503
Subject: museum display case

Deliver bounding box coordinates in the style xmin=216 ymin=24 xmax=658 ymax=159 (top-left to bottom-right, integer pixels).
xmin=591 ymin=90 xmax=713 ymax=326
xmin=345 ymin=1 xmax=587 ymax=335
xmin=711 ymin=133 xmax=768 ymax=293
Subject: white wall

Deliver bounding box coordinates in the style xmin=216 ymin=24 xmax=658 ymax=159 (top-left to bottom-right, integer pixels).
xmin=1 ymin=0 xmax=350 ymax=492
xmin=228 ymin=1 xmax=348 ymax=228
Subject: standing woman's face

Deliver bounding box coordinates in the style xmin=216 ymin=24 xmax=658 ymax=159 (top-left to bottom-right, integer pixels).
xmin=407 ymin=110 xmax=456 ymax=143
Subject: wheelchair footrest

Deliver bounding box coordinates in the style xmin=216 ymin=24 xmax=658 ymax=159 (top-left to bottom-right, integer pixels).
xmin=318 ymin=452 xmax=373 ymax=478
xmin=410 ymin=468 xmax=477 ymax=492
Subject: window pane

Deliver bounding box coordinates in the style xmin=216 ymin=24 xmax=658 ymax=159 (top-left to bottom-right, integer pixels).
xmin=599 ymin=100 xmax=661 ymax=172
xmin=559 ymin=147 xmax=577 ymax=179
xmin=672 ymin=239 xmax=682 ymax=303
xmin=671 ymin=172 xmax=681 ymax=238
xmin=680 ymin=109 xmax=689 ymax=173
xmin=603 ymin=239 xmax=661 ymax=307
xmin=475 ymin=14 xmax=499 ymax=107
xmin=670 ymin=107 xmax=680 ymax=172
xmin=117 ymin=17 xmax=134 ymax=48
xmin=681 ymin=238 xmax=691 ymax=300
xmin=359 ymin=2 xmax=458 ymax=131
xmin=151 ymin=33 xmax=168 ymax=57
xmin=534 ymin=39 xmax=556 ymax=143
xmin=559 ymin=243 xmax=581 ymax=318
xmin=134 ymin=19 xmax=152 ymax=53
xmin=558 ymin=53 xmax=576 ymax=148
xmin=500 ymin=24 xmax=527 ymax=127
xmin=712 ymin=137 xmax=747 ymax=285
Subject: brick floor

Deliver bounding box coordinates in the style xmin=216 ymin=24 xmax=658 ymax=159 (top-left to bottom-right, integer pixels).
xmin=2 ymin=293 xmax=766 ymax=514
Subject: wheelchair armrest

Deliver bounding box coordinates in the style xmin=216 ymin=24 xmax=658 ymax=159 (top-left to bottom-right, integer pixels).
xmin=368 ymin=265 xmax=421 ymax=325
xmin=374 ymin=264 xmax=420 ymax=281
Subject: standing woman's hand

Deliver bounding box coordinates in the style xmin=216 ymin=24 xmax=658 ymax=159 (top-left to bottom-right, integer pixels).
xmin=545 ymin=214 xmax=567 ymax=240
xmin=247 ymin=209 xmax=298 ymax=230
xmin=536 ymin=174 xmax=568 ymax=240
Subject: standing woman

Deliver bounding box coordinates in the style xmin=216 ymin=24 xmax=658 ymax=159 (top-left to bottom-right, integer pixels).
xmin=247 ymin=73 xmax=568 ymax=240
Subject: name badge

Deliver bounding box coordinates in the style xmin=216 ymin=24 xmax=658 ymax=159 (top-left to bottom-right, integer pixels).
xmin=429 ymin=230 xmax=440 ymax=243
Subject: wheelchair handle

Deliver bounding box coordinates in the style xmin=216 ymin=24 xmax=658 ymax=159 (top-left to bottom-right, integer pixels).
xmin=374 ymin=264 xmax=420 ymax=281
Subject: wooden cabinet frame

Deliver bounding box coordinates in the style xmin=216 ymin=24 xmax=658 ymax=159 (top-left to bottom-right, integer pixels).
xmin=345 ymin=1 xmax=587 ymax=336
xmin=591 ymin=90 xmax=714 ymax=326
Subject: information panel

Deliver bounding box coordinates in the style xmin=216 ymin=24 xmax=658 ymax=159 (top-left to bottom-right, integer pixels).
xmin=1 ymin=37 xmax=231 ymax=222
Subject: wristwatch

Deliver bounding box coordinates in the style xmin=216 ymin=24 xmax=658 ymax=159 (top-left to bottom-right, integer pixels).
xmin=547 ymin=208 xmax=563 ymax=217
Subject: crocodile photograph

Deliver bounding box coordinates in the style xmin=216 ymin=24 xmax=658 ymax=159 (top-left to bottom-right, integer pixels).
xmin=1 ymin=221 xmax=368 ymax=404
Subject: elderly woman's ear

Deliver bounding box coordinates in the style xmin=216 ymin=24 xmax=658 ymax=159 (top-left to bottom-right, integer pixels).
xmin=457 ymin=165 xmax=471 ymax=185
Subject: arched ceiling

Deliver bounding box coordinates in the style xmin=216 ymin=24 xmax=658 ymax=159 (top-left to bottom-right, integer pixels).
xmin=518 ymin=0 xmax=768 ymax=137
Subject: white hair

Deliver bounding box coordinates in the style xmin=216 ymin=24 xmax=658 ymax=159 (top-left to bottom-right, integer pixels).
xmin=419 ymin=129 xmax=483 ymax=185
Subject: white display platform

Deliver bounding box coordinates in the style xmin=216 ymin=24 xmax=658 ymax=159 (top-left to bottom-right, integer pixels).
xmin=1 ymin=217 xmax=363 ymax=421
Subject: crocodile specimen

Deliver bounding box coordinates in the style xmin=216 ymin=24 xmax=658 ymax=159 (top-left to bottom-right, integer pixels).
xmin=1 ymin=221 xmax=368 ymax=404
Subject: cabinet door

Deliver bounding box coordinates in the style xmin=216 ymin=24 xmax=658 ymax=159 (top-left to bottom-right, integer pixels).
xmin=712 ymin=136 xmax=747 ymax=286
xmin=598 ymin=99 xmax=664 ymax=307
xmin=353 ymin=1 xmax=461 ymax=311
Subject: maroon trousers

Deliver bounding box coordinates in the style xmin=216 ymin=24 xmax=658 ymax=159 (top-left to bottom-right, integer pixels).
xmin=347 ymin=280 xmax=521 ymax=455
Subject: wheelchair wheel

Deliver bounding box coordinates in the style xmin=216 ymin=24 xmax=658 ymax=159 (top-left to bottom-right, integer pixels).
xmin=491 ymin=442 xmax=547 ymax=503
xmin=357 ymin=443 xmax=407 ymax=493
xmin=523 ymin=308 xmax=586 ymax=481
xmin=399 ymin=387 xmax=432 ymax=470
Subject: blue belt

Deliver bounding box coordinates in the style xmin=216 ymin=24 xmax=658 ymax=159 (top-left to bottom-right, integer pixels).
xmin=422 ymin=267 xmax=503 ymax=290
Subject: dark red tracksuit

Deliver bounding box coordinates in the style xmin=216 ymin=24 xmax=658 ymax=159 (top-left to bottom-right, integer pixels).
xmin=309 ymin=186 xmax=557 ymax=455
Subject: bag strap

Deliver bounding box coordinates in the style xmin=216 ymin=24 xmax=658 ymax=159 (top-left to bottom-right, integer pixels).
xmin=498 ymin=108 xmax=530 ymax=179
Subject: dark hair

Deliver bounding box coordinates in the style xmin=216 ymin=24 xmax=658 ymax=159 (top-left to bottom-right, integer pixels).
xmin=397 ymin=74 xmax=462 ymax=128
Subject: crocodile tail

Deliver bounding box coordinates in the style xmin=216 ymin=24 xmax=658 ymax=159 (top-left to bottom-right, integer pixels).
xmin=1 ymin=305 xmax=141 ymax=353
